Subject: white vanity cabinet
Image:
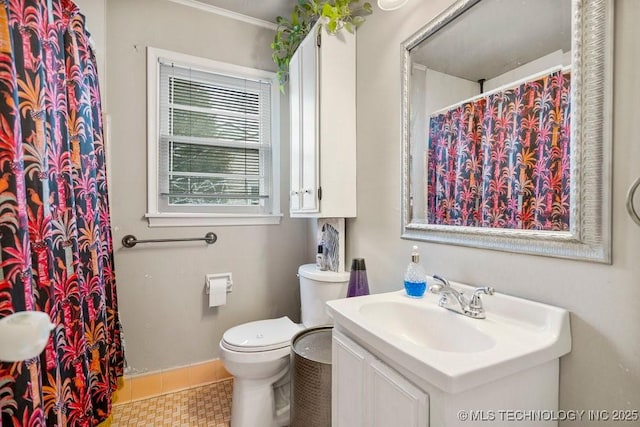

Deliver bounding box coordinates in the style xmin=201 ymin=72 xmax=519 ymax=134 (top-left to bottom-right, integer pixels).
xmin=328 ymin=289 xmax=570 ymax=427
xmin=288 ymin=23 xmax=356 ymax=217
xmin=332 ymin=330 xmax=430 ymax=427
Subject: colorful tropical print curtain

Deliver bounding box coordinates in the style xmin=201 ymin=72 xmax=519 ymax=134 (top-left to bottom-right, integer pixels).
xmin=0 ymin=0 xmax=123 ymax=425
xmin=427 ymin=70 xmax=571 ymax=230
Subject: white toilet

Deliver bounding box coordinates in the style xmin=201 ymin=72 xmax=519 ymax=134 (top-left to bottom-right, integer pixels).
xmin=219 ymin=264 xmax=350 ymax=427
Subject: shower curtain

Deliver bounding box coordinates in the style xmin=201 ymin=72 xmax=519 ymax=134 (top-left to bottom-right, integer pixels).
xmin=0 ymin=0 xmax=123 ymax=426
xmin=427 ymin=70 xmax=571 ymax=230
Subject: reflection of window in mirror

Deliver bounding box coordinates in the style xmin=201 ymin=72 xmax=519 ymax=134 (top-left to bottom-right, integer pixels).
xmin=409 ymin=0 xmax=572 ymax=231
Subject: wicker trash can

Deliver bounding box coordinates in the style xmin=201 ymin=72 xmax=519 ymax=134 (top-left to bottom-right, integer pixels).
xmin=290 ymin=326 xmax=333 ymax=427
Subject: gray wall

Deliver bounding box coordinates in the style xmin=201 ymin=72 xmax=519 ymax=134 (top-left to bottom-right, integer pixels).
xmin=350 ymin=0 xmax=639 ymax=422
xmin=105 ymin=0 xmax=310 ymax=373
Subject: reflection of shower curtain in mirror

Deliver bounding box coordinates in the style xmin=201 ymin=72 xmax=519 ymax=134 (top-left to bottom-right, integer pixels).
xmin=426 ymin=70 xmax=571 ymax=230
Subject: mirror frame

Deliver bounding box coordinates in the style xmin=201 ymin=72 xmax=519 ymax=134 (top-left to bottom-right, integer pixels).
xmin=401 ymin=0 xmax=613 ymax=263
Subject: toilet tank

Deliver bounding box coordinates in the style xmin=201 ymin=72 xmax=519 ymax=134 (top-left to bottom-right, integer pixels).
xmin=298 ymin=264 xmax=350 ymax=327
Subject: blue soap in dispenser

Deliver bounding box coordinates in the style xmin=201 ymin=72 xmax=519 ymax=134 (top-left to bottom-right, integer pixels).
xmin=404 ymin=245 xmax=427 ymax=298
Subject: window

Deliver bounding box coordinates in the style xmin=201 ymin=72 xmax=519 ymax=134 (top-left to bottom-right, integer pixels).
xmin=146 ymin=48 xmax=281 ymax=226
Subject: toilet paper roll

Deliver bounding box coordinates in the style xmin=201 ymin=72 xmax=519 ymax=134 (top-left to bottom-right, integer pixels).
xmin=208 ymin=277 xmax=227 ymax=307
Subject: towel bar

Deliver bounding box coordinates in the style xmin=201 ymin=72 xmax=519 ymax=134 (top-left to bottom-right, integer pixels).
xmin=121 ymin=232 xmax=217 ymax=248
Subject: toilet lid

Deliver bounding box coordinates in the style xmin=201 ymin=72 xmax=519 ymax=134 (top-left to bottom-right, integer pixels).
xmin=222 ymin=316 xmax=302 ymax=352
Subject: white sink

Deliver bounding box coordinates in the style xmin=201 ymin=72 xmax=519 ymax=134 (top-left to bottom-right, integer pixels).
xmin=327 ymin=283 xmax=571 ymax=394
xmin=359 ymin=301 xmax=496 ymax=353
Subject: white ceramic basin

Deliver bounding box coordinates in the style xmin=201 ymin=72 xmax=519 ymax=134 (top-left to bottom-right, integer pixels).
xmin=327 ymin=282 xmax=571 ymax=394
xmin=359 ymin=301 xmax=495 ymax=353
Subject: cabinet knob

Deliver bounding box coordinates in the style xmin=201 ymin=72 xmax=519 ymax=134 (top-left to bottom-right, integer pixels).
xmin=291 ymin=190 xmax=300 ymax=196
xmin=303 ymin=189 xmax=313 ymax=194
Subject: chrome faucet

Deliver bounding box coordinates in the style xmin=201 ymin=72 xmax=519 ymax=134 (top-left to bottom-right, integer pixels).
xmin=430 ymin=275 xmax=494 ymax=319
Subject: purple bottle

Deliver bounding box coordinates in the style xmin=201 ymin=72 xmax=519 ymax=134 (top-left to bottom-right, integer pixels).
xmin=347 ymin=258 xmax=370 ymax=297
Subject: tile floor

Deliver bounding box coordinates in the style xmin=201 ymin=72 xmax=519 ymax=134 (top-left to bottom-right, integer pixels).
xmin=111 ymin=379 xmax=233 ymax=426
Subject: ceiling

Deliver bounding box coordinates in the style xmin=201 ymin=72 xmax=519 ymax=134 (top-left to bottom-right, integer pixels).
xmin=193 ymin=0 xmax=298 ymax=23
xmin=189 ymin=0 xmax=571 ymax=82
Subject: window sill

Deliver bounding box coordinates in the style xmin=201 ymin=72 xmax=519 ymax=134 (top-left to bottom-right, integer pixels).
xmin=145 ymin=213 xmax=283 ymax=227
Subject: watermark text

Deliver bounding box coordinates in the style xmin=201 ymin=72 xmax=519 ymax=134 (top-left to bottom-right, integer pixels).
xmin=457 ymin=409 xmax=639 ymax=423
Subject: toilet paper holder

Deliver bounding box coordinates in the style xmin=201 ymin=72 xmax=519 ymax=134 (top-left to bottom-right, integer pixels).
xmin=205 ymin=273 xmax=233 ymax=294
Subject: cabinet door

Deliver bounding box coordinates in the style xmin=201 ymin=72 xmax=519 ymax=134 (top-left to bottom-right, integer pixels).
xmin=333 ymin=331 xmax=430 ymax=426
xmin=333 ymin=333 xmax=368 ymax=427
xmin=289 ymin=32 xmax=319 ymax=214
xmin=299 ymin=32 xmax=319 ymax=212
xmin=368 ymin=360 xmax=429 ymax=427
xmin=289 ymin=49 xmax=302 ymax=211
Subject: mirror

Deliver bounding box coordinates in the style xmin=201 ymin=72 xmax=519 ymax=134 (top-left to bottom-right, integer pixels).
xmin=401 ymin=0 xmax=612 ymax=263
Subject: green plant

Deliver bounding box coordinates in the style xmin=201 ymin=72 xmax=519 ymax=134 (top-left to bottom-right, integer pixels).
xmin=271 ymin=0 xmax=373 ymax=90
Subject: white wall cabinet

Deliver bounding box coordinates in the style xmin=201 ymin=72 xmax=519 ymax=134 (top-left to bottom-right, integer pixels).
xmin=333 ymin=331 xmax=430 ymax=427
xmin=289 ymin=24 xmax=357 ymax=217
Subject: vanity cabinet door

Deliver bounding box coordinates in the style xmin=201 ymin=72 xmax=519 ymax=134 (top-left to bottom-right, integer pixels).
xmin=332 ymin=332 xmax=369 ymax=427
xmin=333 ymin=330 xmax=430 ymax=427
xmin=368 ymin=360 xmax=429 ymax=427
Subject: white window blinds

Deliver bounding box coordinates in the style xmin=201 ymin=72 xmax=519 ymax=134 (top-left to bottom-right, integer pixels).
xmin=158 ymin=60 xmax=273 ymax=214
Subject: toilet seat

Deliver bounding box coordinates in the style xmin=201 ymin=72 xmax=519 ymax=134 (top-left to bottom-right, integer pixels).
xmin=222 ymin=316 xmax=302 ymax=352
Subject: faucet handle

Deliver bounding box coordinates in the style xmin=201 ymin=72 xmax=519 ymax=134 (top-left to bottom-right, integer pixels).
xmin=430 ymin=274 xmax=450 ymax=293
xmin=469 ymin=286 xmax=494 ymax=309
xmin=472 ymin=286 xmax=494 ymax=296
xmin=432 ymin=274 xmax=449 ymax=286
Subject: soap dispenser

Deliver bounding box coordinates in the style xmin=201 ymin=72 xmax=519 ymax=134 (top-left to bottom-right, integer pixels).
xmin=404 ymin=246 xmax=427 ymax=298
